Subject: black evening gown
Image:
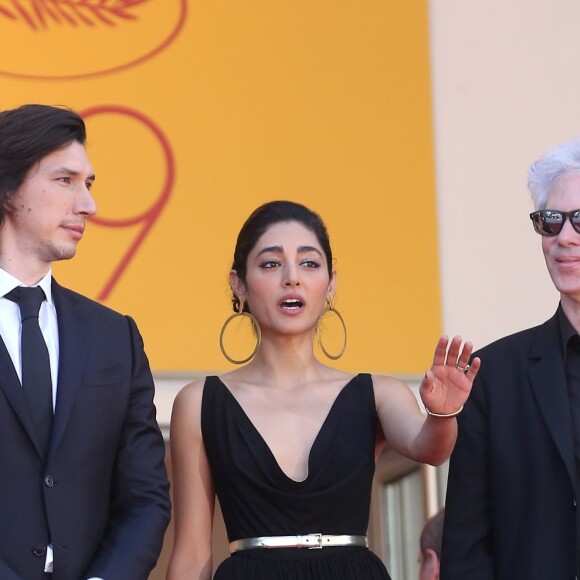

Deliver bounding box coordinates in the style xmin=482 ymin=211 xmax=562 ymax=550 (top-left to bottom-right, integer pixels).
xmin=201 ymin=373 xmax=392 ymax=580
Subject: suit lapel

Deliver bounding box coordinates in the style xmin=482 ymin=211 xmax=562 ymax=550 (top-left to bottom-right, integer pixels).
xmin=529 ymin=312 xmax=575 ymax=486
xmin=51 ymin=280 xmax=89 ymax=455
xmin=0 ymin=335 xmax=43 ymax=455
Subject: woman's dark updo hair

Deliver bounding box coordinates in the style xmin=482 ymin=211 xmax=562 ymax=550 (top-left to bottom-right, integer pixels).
xmin=231 ymin=200 xmax=333 ymax=312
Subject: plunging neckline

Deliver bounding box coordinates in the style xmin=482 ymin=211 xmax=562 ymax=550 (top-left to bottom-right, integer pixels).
xmin=215 ymin=374 xmax=361 ymax=484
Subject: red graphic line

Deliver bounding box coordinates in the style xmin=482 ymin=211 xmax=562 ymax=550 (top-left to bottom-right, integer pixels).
xmin=81 ymin=105 xmax=175 ymax=301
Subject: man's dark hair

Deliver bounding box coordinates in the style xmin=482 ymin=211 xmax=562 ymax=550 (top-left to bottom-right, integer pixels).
xmin=0 ymin=104 xmax=86 ymax=225
xmin=420 ymin=508 xmax=445 ymax=559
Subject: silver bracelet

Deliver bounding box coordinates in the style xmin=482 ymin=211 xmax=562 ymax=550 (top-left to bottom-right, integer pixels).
xmin=424 ymin=405 xmax=464 ymax=418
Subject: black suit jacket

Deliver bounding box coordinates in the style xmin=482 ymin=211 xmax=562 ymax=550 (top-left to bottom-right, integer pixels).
xmin=0 ymin=280 xmax=170 ymax=580
xmin=441 ymin=310 xmax=578 ymax=579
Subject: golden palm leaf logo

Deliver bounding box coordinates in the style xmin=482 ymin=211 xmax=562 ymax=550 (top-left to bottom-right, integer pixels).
xmin=0 ymin=0 xmax=148 ymax=29
xmin=0 ymin=0 xmax=186 ymax=78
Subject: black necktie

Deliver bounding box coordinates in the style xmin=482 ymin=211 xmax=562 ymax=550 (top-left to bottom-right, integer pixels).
xmin=6 ymin=286 xmax=53 ymax=454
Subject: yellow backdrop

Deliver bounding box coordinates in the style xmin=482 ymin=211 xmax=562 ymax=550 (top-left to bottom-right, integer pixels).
xmin=1 ymin=0 xmax=440 ymax=374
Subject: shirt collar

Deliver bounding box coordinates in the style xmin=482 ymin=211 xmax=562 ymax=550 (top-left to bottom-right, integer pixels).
xmin=0 ymin=268 xmax=54 ymax=307
xmin=557 ymin=302 xmax=578 ymax=354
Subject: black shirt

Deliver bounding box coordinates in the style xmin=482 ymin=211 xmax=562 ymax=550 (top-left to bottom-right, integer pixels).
xmin=558 ymin=304 xmax=580 ymax=570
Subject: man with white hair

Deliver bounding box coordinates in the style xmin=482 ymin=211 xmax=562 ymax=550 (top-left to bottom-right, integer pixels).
xmin=442 ymin=138 xmax=580 ymax=579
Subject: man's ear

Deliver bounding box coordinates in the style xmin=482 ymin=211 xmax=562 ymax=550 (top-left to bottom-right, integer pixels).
xmin=424 ymin=548 xmax=440 ymax=579
xmin=229 ymin=270 xmax=246 ymax=303
xmin=2 ymin=191 xmax=15 ymax=215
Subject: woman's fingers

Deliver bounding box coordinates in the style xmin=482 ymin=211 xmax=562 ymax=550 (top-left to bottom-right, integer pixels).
xmin=454 ymin=340 xmax=473 ymax=372
xmin=432 ymin=335 xmax=450 ymax=367
xmin=432 ymin=335 xmax=479 ymax=380
xmin=464 ymin=356 xmax=481 ymax=380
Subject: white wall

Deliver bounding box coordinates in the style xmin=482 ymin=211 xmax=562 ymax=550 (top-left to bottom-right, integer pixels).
xmin=430 ymin=0 xmax=580 ymax=349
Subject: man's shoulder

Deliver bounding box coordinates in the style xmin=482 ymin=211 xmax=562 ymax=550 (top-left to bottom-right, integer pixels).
xmin=474 ymin=312 xmax=557 ymax=360
xmin=53 ymin=282 xmax=128 ymax=321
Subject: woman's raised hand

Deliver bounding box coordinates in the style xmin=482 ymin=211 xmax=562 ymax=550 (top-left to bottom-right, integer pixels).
xmin=419 ymin=336 xmax=480 ymax=417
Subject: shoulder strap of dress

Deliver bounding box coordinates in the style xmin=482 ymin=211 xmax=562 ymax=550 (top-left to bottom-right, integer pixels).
xmin=200 ymin=376 xmax=222 ymax=448
xmin=357 ymin=373 xmax=377 ymax=420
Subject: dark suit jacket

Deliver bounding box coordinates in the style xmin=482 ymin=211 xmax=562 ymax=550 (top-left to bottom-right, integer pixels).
xmin=0 ymin=280 xmax=171 ymax=580
xmin=441 ymin=310 xmax=578 ymax=579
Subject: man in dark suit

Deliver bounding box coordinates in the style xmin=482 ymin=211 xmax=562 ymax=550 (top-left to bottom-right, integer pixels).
xmin=0 ymin=104 xmax=170 ymax=579
xmin=441 ymin=138 xmax=580 ymax=579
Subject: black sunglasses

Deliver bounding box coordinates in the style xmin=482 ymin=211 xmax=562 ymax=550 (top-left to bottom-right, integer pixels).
xmin=530 ymin=209 xmax=580 ymax=236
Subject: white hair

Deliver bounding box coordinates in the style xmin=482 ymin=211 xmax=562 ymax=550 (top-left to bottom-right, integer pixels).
xmin=528 ymin=138 xmax=580 ymax=210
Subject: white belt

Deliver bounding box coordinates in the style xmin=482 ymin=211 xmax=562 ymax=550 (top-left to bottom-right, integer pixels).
xmin=229 ymin=533 xmax=369 ymax=553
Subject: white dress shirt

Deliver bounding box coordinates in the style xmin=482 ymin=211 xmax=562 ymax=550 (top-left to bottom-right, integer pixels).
xmin=0 ymin=268 xmax=59 ymax=408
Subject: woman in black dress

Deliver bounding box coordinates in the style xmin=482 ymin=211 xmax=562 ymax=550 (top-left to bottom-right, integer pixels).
xmin=167 ymin=201 xmax=479 ymax=580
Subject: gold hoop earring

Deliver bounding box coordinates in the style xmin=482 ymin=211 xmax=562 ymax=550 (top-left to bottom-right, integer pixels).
xmin=219 ymin=301 xmax=262 ymax=364
xmin=316 ymin=300 xmax=347 ymax=360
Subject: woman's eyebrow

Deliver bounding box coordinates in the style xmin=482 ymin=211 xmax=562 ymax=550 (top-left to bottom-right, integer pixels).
xmin=256 ymin=245 xmax=322 ymax=257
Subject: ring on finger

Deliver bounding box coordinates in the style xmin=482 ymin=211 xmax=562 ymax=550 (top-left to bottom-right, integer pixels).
xmin=455 ymin=363 xmax=470 ymax=373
